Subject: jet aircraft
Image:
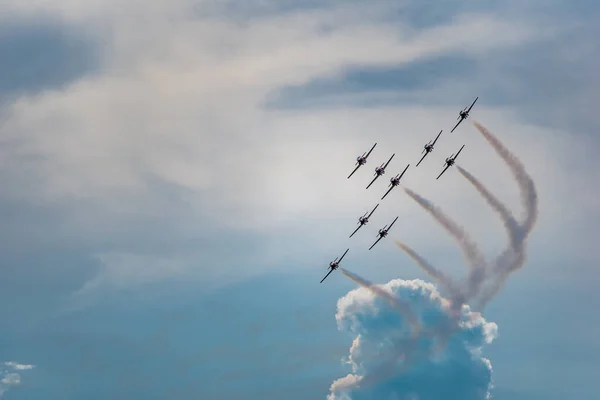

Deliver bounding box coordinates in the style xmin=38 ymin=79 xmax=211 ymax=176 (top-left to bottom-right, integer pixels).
xmin=436 ymin=145 xmax=465 ymax=180
xmin=348 ymin=143 xmax=377 ymax=179
xmin=381 ymin=164 xmax=410 ymax=200
xmin=366 ymin=153 xmax=395 ymax=189
xmin=349 ymin=204 xmax=380 ymax=238
xmin=450 ymin=97 xmax=478 ymax=133
xmin=416 ymin=130 xmax=443 ymax=167
xmin=369 ymin=216 xmax=399 ymax=250
xmin=320 ymin=248 xmax=349 ymax=283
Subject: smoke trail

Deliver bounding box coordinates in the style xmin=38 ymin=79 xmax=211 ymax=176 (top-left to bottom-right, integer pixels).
xmin=341 ymin=268 xmax=421 ymax=335
xmin=456 ymin=165 xmax=523 ymax=307
xmin=456 ymin=165 xmax=520 ymax=249
xmin=393 ymin=239 xmax=474 ymax=359
xmin=394 ymin=240 xmax=464 ymax=310
xmin=471 ymin=121 xmax=539 ymax=307
xmin=472 ymin=120 xmax=538 ymax=234
xmin=403 ymin=187 xmax=487 ymax=300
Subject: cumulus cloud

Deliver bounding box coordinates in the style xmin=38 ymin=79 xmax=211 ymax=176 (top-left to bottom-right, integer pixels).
xmin=328 ymin=279 xmax=497 ymax=400
xmin=0 ymin=362 xmax=35 ymax=398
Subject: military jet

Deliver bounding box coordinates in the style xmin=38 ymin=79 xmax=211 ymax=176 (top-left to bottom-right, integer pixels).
xmin=416 ymin=130 xmax=443 ymax=167
xmin=381 ymin=164 xmax=410 ymax=200
xmin=450 ymin=97 xmax=478 ymax=133
xmin=320 ymin=248 xmax=350 ymax=283
xmin=348 ymin=143 xmax=377 ymax=179
xmin=349 ymin=203 xmax=380 ymax=238
xmin=436 ymin=145 xmax=465 ymax=180
xmin=369 ymin=216 xmax=399 ymax=250
xmin=366 ymin=153 xmax=395 ymax=189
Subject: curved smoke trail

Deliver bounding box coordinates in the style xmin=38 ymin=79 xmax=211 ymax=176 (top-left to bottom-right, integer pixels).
xmin=456 ymin=165 xmax=520 ymax=249
xmin=394 ymin=240 xmax=464 ymax=311
xmin=472 ymin=121 xmax=538 ymax=234
xmin=403 ymin=187 xmax=487 ymax=302
xmin=471 ymin=121 xmax=539 ymax=307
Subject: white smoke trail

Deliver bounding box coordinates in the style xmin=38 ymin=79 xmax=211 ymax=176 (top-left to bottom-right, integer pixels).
xmin=456 ymin=165 xmax=524 ymax=306
xmin=471 ymin=121 xmax=539 ymax=307
xmin=403 ymin=187 xmax=488 ymax=301
xmin=472 ymin=121 xmax=538 ymax=234
xmin=456 ymin=165 xmax=520 ymax=249
xmin=394 ymin=240 xmax=464 ymax=311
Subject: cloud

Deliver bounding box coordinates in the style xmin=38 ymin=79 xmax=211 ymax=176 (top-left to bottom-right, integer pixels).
xmin=328 ymin=279 xmax=497 ymax=400
xmin=4 ymin=362 xmax=34 ymax=371
xmin=0 ymin=17 xmax=99 ymax=101
xmin=1 ymin=0 xmax=598 ymax=306
xmin=0 ymin=361 xmax=35 ymax=398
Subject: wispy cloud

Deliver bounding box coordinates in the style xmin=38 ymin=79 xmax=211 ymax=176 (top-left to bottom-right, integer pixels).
xmin=4 ymin=362 xmax=34 ymax=371
xmin=0 ymin=0 xmax=597 ymax=306
xmin=0 ymin=361 xmax=35 ymax=398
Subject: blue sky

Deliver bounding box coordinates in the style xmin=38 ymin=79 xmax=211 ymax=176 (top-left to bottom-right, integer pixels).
xmin=1 ymin=0 xmax=599 ymax=398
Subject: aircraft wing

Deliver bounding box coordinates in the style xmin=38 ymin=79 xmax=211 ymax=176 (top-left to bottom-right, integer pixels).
xmin=338 ymin=248 xmax=349 ymax=263
xmin=383 ymin=153 xmax=395 ymax=169
xmin=347 ymin=164 xmax=361 ymax=179
xmin=432 ymin=130 xmax=443 ymax=146
xmin=398 ymin=164 xmax=410 ymax=180
xmin=349 ymin=224 xmax=363 ymax=238
xmin=387 ymin=216 xmax=399 ymax=231
xmin=366 ymin=174 xmax=380 ymax=189
xmin=416 ymin=152 xmax=428 ymax=167
xmin=453 ymin=145 xmax=465 ymax=160
xmin=369 ymin=236 xmax=383 ymax=250
xmin=466 ymin=97 xmax=478 ymax=113
xmin=450 ymin=118 xmax=463 ymax=133
xmin=365 ymin=143 xmax=377 ymax=159
xmin=436 ymin=164 xmax=451 ymax=180
xmin=381 ymin=186 xmax=395 ymax=200
xmin=320 ymin=268 xmax=335 ymax=283
xmin=367 ymin=203 xmax=379 ymax=219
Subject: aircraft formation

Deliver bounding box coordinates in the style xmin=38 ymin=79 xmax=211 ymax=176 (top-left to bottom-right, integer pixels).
xmin=321 ymin=97 xmax=478 ymax=283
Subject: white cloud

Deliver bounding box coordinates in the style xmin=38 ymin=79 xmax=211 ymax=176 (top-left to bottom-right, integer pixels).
xmin=4 ymin=362 xmax=34 ymax=371
xmin=0 ymin=362 xmax=35 ymax=398
xmin=0 ymin=0 xmax=597 ymax=296
xmin=328 ymin=278 xmax=497 ymax=399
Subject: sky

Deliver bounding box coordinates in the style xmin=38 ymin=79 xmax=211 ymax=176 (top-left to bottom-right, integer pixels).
xmin=0 ymin=0 xmax=599 ymax=398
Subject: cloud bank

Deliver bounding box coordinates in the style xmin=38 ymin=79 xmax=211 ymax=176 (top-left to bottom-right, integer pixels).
xmin=1 ymin=362 xmax=35 ymax=398
xmin=328 ymin=279 xmax=497 ymax=400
